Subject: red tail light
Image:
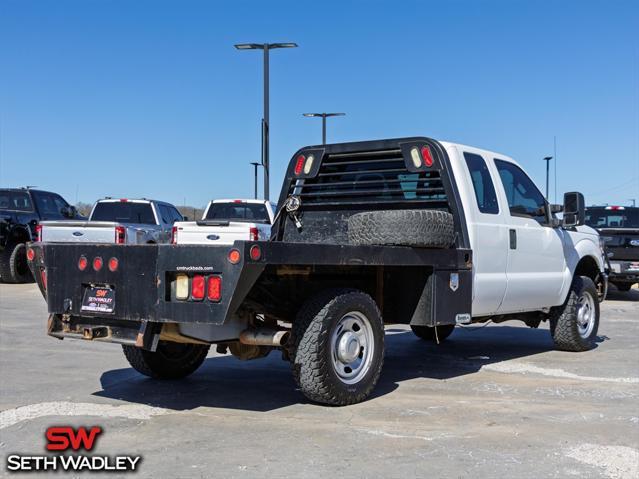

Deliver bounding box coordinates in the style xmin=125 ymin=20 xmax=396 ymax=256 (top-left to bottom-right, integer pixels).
xmin=207 ymin=276 xmax=221 ymax=302
xmin=108 ymin=257 xmax=119 ymax=272
xmin=40 ymin=269 xmax=47 ymax=290
xmin=191 ymin=275 xmax=205 ymax=300
xmin=115 ymin=226 xmax=126 ymax=244
xmin=249 ymin=244 xmax=262 ymax=261
xmin=228 ymin=249 xmax=241 ymax=264
xmin=78 ymin=256 xmax=88 ymax=271
xmin=93 ymin=256 xmax=103 ymax=271
xmin=35 ymin=224 xmax=42 ymax=242
xmin=421 ymin=145 xmax=434 ymax=167
xmin=294 ymin=155 xmax=305 ymax=175
xmin=171 ymin=226 xmax=178 ymax=244
xmin=249 ymin=227 xmax=259 ymax=241
xmin=26 ymin=248 xmax=36 ymax=261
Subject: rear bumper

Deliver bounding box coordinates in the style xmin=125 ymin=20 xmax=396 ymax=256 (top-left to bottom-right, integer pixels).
xmin=608 ymin=260 xmax=639 ymax=283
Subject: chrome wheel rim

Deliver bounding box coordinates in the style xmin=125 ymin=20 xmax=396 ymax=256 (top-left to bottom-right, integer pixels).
xmin=330 ymin=311 xmax=374 ymax=385
xmin=576 ymin=290 xmax=596 ymax=339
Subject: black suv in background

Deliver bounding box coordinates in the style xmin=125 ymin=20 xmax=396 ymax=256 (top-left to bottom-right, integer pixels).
xmin=586 ymin=206 xmax=639 ymax=292
xmin=0 ymin=188 xmax=79 ymax=283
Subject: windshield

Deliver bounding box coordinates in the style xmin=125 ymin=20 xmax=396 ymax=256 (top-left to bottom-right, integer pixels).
xmin=585 ymin=208 xmax=639 ymax=229
xmin=91 ymin=202 xmax=156 ymax=224
xmin=204 ymin=203 xmax=270 ymax=224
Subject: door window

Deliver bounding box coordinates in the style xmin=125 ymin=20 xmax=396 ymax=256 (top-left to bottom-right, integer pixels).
xmin=33 ymin=192 xmax=68 ymax=219
xmin=494 ymin=160 xmax=547 ymax=223
xmin=463 ymin=153 xmax=499 ymax=214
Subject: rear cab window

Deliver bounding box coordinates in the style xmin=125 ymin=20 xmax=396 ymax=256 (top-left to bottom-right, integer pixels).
xmin=0 ymin=191 xmax=34 ymax=212
xmin=463 ymin=153 xmax=499 ymax=214
xmin=585 ymin=208 xmax=639 ymax=228
xmin=91 ymin=202 xmax=157 ymax=225
xmin=205 ymin=203 xmax=270 ymax=224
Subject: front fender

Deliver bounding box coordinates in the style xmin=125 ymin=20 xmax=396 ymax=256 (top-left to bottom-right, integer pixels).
xmin=558 ymin=232 xmax=604 ymax=303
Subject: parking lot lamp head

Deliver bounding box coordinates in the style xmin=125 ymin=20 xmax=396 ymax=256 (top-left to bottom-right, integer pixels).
xmin=302 ymin=112 xmax=346 ymax=144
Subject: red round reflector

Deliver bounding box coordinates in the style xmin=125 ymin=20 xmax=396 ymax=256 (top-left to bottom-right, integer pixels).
xmin=108 ymin=257 xmax=119 ymax=272
xmin=78 ymin=256 xmax=88 ymax=271
xmin=250 ymin=245 xmax=262 ymax=261
xmin=191 ymin=275 xmax=205 ymax=300
xmin=294 ymin=155 xmax=306 ymax=175
xmin=26 ymin=248 xmax=35 ymax=261
xmin=228 ymin=249 xmax=241 ymax=264
xmin=421 ymin=145 xmax=434 ymax=167
xmin=93 ymin=256 xmax=103 ymax=271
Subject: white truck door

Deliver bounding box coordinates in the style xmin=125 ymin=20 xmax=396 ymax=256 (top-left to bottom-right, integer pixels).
xmin=458 ymin=150 xmax=509 ymax=316
xmin=492 ymin=158 xmax=566 ymax=312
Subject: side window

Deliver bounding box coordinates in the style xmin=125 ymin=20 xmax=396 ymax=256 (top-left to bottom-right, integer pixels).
xmin=158 ymin=205 xmax=171 ymax=224
xmin=171 ymin=207 xmax=183 ymax=222
xmin=463 ymin=153 xmax=499 ymax=214
xmin=34 ymin=192 xmax=66 ymax=219
xmin=494 ymin=160 xmax=547 ymax=222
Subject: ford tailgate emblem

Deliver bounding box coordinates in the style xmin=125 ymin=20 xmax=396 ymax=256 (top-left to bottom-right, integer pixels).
xmin=206 ymin=234 xmax=220 ymax=241
xmin=72 ymin=231 xmax=84 ymax=237
xmin=630 ymin=239 xmax=639 ymax=247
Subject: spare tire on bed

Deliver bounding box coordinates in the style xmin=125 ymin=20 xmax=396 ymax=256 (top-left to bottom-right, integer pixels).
xmin=347 ymin=210 xmax=455 ymax=248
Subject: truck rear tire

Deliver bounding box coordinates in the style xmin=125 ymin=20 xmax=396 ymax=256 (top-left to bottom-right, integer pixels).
xmin=550 ymin=276 xmax=599 ymax=352
xmin=291 ymin=289 xmax=385 ymax=406
xmin=347 ymin=210 xmax=455 ymax=247
xmin=122 ymin=341 xmax=210 ymax=379
xmin=0 ymin=242 xmax=32 ymax=283
xmin=410 ymin=324 xmax=455 ymax=342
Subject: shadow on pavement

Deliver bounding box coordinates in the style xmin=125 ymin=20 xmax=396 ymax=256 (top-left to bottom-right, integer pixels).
xmin=94 ymin=325 xmax=605 ymax=412
xmin=605 ymin=286 xmax=638 ymax=302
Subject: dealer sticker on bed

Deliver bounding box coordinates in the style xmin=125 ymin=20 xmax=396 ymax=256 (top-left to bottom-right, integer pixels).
xmin=81 ymin=287 xmax=115 ymax=313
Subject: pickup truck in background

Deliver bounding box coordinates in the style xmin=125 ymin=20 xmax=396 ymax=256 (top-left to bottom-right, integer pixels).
xmin=39 ymin=198 xmax=184 ymax=245
xmin=172 ymin=199 xmax=275 ymax=245
xmin=0 ymin=188 xmax=80 ymax=283
xmin=586 ymin=205 xmax=639 ymax=292
xmin=29 ymin=137 xmax=606 ymax=405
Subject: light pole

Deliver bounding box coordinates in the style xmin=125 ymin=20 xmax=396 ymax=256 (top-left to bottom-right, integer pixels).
xmin=542 ymin=156 xmax=553 ymax=200
xmin=302 ymin=112 xmax=346 ymax=144
xmin=234 ymin=42 xmax=298 ymax=201
xmin=250 ymin=162 xmax=260 ymax=199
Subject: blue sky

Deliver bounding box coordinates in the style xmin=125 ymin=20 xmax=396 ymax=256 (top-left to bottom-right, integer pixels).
xmin=1 ymin=0 xmax=637 ymax=207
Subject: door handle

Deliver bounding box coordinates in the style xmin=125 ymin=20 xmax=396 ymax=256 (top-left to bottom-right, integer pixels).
xmin=509 ymin=229 xmax=517 ymax=249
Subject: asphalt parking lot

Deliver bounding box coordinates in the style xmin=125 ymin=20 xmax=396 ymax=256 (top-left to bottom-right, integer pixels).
xmin=1 ymin=283 xmax=638 ymax=479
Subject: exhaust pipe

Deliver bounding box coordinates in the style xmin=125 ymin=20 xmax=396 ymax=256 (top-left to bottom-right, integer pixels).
xmin=239 ymin=329 xmax=290 ymax=347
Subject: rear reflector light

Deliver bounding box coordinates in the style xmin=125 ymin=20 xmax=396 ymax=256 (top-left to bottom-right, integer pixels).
xmin=40 ymin=269 xmax=47 ymax=290
xmin=228 ymin=249 xmax=241 ymax=264
xmin=191 ymin=275 xmax=205 ymax=300
xmin=410 ymin=147 xmax=421 ymax=167
xmin=115 ymin=226 xmax=126 ymax=244
xmin=78 ymin=256 xmax=88 ymax=271
xmin=294 ymin=155 xmax=305 ymax=175
xmin=108 ymin=257 xmax=119 ymax=272
xmin=421 ymin=145 xmax=434 ymax=167
xmin=171 ymin=226 xmax=178 ymax=244
xmin=35 ymin=224 xmax=42 ymax=242
xmin=26 ymin=248 xmax=35 ymax=261
xmin=93 ymin=256 xmax=103 ymax=271
xmin=303 ymin=154 xmax=315 ymax=174
xmin=175 ymin=274 xmax=189 ymax=300
xmin=250 ymin=244 xmax=262 ymax=261
xmin=207 ymin=276 xmax=222 ymax=302
xmin=249 ymin=227 xmax=259 ymax=241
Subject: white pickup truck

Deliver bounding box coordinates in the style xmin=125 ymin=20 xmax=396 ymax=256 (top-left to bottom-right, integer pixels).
xmin=39 ymin=198 xmax=183 ymax=245
xmin=172 ymin=199 xmax=276 ymax=245
xmin=29 ymin=137 xmax=608 ymax=406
